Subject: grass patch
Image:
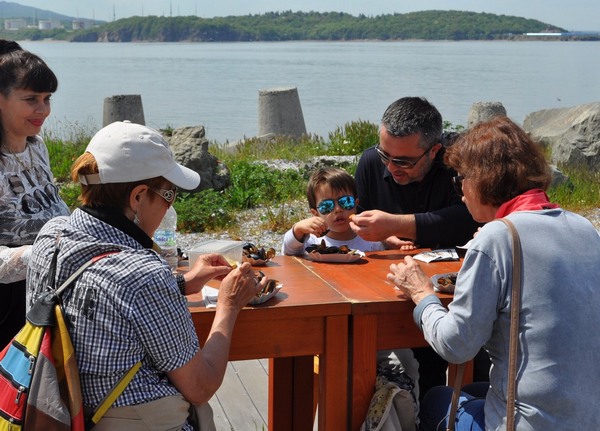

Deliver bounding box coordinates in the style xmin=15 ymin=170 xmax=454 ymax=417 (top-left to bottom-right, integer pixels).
xmin=48 ymin=120 xmax=600 ymax=234
xmin=547 ymin=165 xmax=600 ymax=212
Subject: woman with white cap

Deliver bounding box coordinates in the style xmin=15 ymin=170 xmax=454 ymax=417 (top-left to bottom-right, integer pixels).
xmin=26 ymin=121 xmax=266 ymax=430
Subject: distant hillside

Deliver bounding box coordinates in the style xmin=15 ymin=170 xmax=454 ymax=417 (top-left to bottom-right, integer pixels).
xmin=71 ymin=10 xmax=567 ymax=42
xmin=0 ymin=7 xmax=574 ymax=42
xmin=0 ymin=0 xmax=74 ymax=21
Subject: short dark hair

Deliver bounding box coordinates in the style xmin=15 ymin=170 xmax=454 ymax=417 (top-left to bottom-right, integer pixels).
xmin=444 ymin=116 xmax=552 ymax=207
xmin=0 ymin=39 xmax=58 ymax=97
xmin=306 ymin=167 xmax=356 ymax=210
xmin=381 ymin=97 xmax=443 ymax=149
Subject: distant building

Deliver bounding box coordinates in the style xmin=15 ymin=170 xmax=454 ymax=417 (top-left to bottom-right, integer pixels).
xmin=525 ymin=32 xmax=562 ymax=37
xmin=38 ymin=19 xmax=62 ymax=30
xmin=4 ymin=19 xmax=27 ymax=30
xmin=72 ymin=19 xmax=94 ymax=30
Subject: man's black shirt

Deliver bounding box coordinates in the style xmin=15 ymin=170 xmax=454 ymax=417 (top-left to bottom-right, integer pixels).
xmin=354 ymin=146 xmax=480 ymax=248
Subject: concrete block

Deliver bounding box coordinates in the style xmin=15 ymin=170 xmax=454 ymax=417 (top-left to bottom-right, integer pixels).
xmin=103 ymin=94 xmax=145 ymax=127
xmin=258 ymin=87 xmax=307 ymax=138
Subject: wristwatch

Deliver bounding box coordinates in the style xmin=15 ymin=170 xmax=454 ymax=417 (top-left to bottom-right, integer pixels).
xmin=175 ymin=273 xmax=186 ymax=295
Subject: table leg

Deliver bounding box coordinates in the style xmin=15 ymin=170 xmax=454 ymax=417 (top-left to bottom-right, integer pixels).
xmin=317 ymin=315 xmax=348 ymax=430
xmin=269 ymin=356 xmax=314 ymax=431
xmin=350 ymin=314 xmax=378 ymax=431
xmin=269 ymin=357 xmax=294 ymax=430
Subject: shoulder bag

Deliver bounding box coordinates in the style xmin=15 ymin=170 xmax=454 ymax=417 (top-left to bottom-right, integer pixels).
xmin=0 ymin=250 xmax=141 ymax=430
xmin=447 ymin=218 xmax=521 ymax=431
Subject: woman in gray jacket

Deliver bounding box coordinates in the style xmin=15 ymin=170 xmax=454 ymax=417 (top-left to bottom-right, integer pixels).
xmin=388 ymin=116 xmax=600 ymax=430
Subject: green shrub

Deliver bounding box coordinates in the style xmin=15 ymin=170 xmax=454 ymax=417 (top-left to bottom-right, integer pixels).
xmin=327 ymin=119 xmax=379 ymax=156
xmin=174 ymin=190 xmax=234 ymax=232
xmin=548 ymin=165 xmax=600 ymax=211
xmin=44 ymin=120 xmax=91 ymax=182
xmin=58 ymin=182 xmax=82 ymax=210
xmin=46 ymin=120 xmax=600 ymax=235
xmin=261 ymin=201 xmax=308 ymax=233
xmin=225 ymin=161 xmax=305 ymax=209
xmin=213 ymin=133 xmax=327 ymax=162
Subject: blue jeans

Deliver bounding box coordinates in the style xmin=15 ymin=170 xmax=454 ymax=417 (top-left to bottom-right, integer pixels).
xmin=419 ymin=384 xmax=487 ymax=431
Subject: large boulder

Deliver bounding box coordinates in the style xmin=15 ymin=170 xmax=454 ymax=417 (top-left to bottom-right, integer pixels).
xmin=167 ymin=126 xmax=230 ymax=192
xmin=523 ymin=102 xmax=600 ymax=168
xmin=467 ymin=101 xmax=507 ymax=128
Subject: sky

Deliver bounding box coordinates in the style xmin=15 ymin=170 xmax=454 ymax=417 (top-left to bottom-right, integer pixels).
xmin=16 ymin=0 xmax=600 ymax=32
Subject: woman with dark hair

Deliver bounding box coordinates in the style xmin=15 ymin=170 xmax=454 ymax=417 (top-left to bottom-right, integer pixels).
xmin=0 ymin=40 xmax=69 ymax=346
xmin=387 ymin=116 xmax=600 ymax=430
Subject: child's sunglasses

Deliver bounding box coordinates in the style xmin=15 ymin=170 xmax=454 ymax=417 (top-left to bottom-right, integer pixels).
xmin=316 ymin=195 xmax=356 ymax=215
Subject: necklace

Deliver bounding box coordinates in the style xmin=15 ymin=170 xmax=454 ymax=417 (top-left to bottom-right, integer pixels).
xmin=7 ymin=144 xmax=33 ymax=171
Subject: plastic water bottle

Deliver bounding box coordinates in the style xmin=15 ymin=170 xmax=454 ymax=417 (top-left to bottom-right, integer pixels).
xmin=154 ymin=206 xmax=178 ymax=272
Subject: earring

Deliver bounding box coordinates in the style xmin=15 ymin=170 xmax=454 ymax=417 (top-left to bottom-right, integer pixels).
xmin=133 ymin=211 xmax=140 ymax=225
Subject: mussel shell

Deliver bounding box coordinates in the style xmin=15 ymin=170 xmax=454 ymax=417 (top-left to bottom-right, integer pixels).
xmin=306 ymin=243 xmax=353 ymax=255
xmin=256 ymin=278 xmax=279 ymax=297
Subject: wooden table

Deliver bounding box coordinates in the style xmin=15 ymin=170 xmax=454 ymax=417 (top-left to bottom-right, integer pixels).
xmin=297 ymin=249 xmax=462 ymax=430
xmin=186 ymin=255 xmax=351 ymax=431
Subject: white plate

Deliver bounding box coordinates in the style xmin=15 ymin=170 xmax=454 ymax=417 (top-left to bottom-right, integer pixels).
xmin=431 ymin=272 xmax=458 ymax=293
xmin=304 ymin=250 xmax=365 ymax=263
xmin=201 ymin=284 xmax=283 ymax=307
xmin=248 ymin=283 xmax=283 ymax=305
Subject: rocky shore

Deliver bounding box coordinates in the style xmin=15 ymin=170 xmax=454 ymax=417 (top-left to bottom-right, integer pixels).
xmin=177 ymin=199 xmax=309 ymax=257
xmin=177 ymin=204 xmax=600 ymax=258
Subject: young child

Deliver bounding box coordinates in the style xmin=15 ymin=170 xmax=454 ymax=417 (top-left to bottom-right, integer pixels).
xmin=282 ymin=167 xmax=421 ymax=417
xmin=282 ymin=167 xmax=385 ymax=256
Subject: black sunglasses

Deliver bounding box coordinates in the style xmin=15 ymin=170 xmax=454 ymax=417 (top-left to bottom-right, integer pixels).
xmin=316 ymin=195 xmax=356 ymax=215
xmin=376 ymin=144 xmax=432 ymax=169
xmin=452 ymin=175 xmax=464 ymax=197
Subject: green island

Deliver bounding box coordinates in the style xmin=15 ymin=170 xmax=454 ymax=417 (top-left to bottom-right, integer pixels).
xmin=2 ymin=10 xmax=599 ymax=42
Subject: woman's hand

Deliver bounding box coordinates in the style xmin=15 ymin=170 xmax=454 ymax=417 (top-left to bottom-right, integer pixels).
xmin=168 ymin=261 xmax=269 ymax=404
xmin=217 ymin=262 xmax=268 ymax=311
xmin=387 ymin=256 xmax=435 ymax=305
xmin=183 ymin=252 xmax=236 ymax=294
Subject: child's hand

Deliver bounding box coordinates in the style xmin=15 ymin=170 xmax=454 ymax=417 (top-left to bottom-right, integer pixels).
xmin=383 ymin=236 xmax=417 ymax=250
xmin=293 ymin=217 xmax=329 ymax=241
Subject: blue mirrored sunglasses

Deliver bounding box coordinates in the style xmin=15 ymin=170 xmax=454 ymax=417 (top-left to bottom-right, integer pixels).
xmin=317 ymin=195 xmax=356 ymax=215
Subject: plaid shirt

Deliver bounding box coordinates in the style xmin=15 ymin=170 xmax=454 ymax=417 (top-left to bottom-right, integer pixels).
xmin=26 ymin=209 xmax=199 ymax=421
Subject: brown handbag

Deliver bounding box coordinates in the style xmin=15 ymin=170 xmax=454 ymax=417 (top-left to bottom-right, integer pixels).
xmin=446 ymin=218 xmax=521 ymax=431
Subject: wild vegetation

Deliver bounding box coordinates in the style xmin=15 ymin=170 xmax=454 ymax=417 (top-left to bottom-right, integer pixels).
xmin=47 ymin=120 xmax=599 ymax=235
xmin=0 ymin=10 xmax=567 ymax=42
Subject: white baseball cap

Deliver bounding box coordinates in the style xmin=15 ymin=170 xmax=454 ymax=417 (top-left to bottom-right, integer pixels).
xmin=79 ymin=121 xmax=200 ymax=190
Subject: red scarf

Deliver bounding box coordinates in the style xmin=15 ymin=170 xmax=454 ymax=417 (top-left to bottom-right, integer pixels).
xmin=495 ymin=189 xmax=560 ymax=218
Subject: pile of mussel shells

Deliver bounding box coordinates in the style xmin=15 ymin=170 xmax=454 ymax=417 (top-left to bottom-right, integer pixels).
xmin=243 ymin=243 xmax=276 ymax=265
xmin=305 ymin=239 xmax=352 ymax=254
xmin=254 ymin=270 xmax=279 ymax=297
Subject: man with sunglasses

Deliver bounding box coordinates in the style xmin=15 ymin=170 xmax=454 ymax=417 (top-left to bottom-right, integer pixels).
xmin=352 ymin=97 xmax=483 ymax=403
xmin=352 ymin=96 xmax=479 ymax=250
